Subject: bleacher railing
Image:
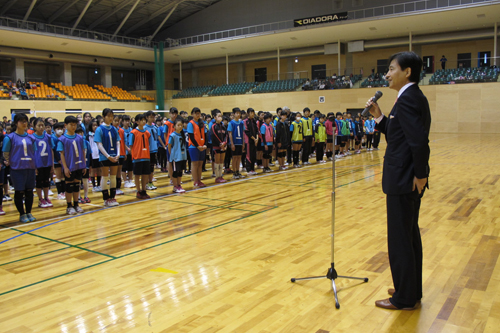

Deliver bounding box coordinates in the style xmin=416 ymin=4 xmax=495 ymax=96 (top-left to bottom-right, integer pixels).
xmin=0 ymin=16 xmax=155 ymax=49
xmin=166 ymin=0 xmax=498 ymax=48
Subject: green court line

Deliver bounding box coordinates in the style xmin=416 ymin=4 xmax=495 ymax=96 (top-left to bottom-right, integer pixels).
xmin=0 ymin=247 xmax=69 ymax=267
xmin=74 ymin=204 xmax=232 ymax=246
xmin=0 ymin=206 xmax=278 ymax=297
xmin=0 ymin=258 xmax=114 ymax=297
xmin=181 ymin=193 xmax=277 ymax=208
xmin=10 ymin=228 xmax=117 ymax=259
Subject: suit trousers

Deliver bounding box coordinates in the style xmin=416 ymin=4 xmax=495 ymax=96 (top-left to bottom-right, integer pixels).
xmin=246 ymin=141 xmax=256 ymax=172
xmin=302 ymin=136 xmax=312 ymax=163
xmin=386 ymin=189 xmax=423 ymax=308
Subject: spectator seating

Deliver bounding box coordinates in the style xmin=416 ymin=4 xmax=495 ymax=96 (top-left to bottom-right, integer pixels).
xmin=94 ymin=85 xmax=141 ymax=101
xmin=52 ymin=83 xmax=111 ymax=101
xmin=173 ymin=85 xmax=215 ymax=99
xmin=429 ymin=67 xmax=499 ymax=84
xmin=25 ymin=82 xmax=66 ymax=100
xmin=360 ymin=72 xmax=425 ymax=88
xmin=142 ymin=95 xmax=155 ymax=101
xmin=253 ymin=79 xmax=306 ymax=93
xmin=208 ymin=82 xmax=257 ymax=96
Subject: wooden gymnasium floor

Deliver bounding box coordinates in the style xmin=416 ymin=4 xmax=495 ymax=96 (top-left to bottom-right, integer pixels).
xmin=0 ymin=133 xmax=499 ymax=333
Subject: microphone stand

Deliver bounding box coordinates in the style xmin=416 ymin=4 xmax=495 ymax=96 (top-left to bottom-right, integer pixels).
xmin=291 ymin=151 xmax=368 ymax=309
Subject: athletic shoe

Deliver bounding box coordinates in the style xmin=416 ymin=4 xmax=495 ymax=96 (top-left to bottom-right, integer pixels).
xmin=66 ymin=207 xmax=77 ymax=215
xmin=146 ymin=183 xmax=156 ymax=190
xmin=247 ymin=171 xmax=258 ymax=176
xmin=177 ymin=186 xmax=186 ymax=193
xmin=215 ymin=177 xmax=224 ymax=183
xmin=143 ymin=192 xmax=151 ymax=199
xmin=20 ymin=214 xmax=30 ymax=223
xmin=184 ymin=170 xmax=191 ymax=175
xmin=38 ymin=200 xmax=49 ymax=208
xmin=5 ymin=194 xmax=12 ymax=201
xmin=319 ymin=160 xmax=327 ymax=163
xmin=78 ymin=197 xmax=85 ymax=204
xmin=109 ymin=199 xmax=120 ymax=207
xmin=212 ymin=173 xmax=216 ymax=178
xmin=3 ymin=195 xmax=7 ymax=202
xmin=263 ymin=168 xmax=270 ymax=173
xmin=269 ymin=163 xmax=275 ymax=166
xmin=104 ymin=200 xmax=113 ymax=207
xmin=258 ymin=165 xmax=264 ymax=169
xmin=116 ymin=189 xmax=124 ymax=195
xmin=126 ymin=182 xmax=136 ymax=188
xmin=83 ymin=197 xmax=91 ymax=203
xmin=197 ymin=182 xmax=207 ymax=188
xmin=92 ymin=186 xmax=102 ymax=192
xmin=232 ymin=174 xmax=240 ymax=180
xmin=152 ymin=177 xmax=157 ymax=182
xmin=374 ymin=148 xmax=379 ymax=150
xmin=9 ymin=186 xmax=14 ymax=191
xmin=136 ymin=191 xmax=142 ymax=199
xmin=284 ymin=162 xmax=289 ymax=166
xmin=0 ymin=208 xmax=5 ymax=215
xmin=237 ymin=173 xmax=245 ymax=178
xmin=356 ymin=150 xmax=361 ymax=154
xmin=170 ymin=179 xmax=174 ymax=185
xmin=48 ymin=190 xmax=54 ymax=196
xmin=173 ymin=186 xmax=182 ymax=193
xmin=193 ymin=182 xmax=200 ymax=188
xmin=57 ymin=193 xmax=66 ymax=200
xmin=75 ymin=206 xmax=84 ymax=214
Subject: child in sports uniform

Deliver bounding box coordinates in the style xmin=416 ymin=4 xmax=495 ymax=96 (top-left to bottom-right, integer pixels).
xmin=325 ymin=113 xmax=335 ymax=160
xmin=275 ymin=111 xmax=289 ymax=170
xmin=144 ymin=110 xmax=158 ymax=190
xmin=52 ymin=122 xmax=66 ymax=200
xmin=365 ymin=114 xmax=375 ymax=151
xmin=87 ymin=120 xmax=102 ymax=191
xmin=76 ymin=127 xmax=91 ymax=203
xmin=94 ymin=108 xmax=120 ymax=207
xmin=315 ymin=114 xmax=327 ymax=163
xmin=113 ymin=115 xmax=126 ymax=195
xmin=354 ymin=115 xmax=363 ymax=154
xmin=165 ymin=107 xmax=178 ymax=180
xmin=168 ymin=119 xmax=187 ymax=193
xmin=187 ymin=108 xmax=207 ymax=188
xmin=157 ymin=118 xmax=167 ymax=173
xmin=228 ymin=108 xmax=245 ymax=179
xmin=290 ymin=113 xmax=303 ymax=168
xmin=121 ymin=115 xmax=134 ymax=188
xmin=32 ymin=117 xmax=53 ymax=208
xmin=58 ymin=116 xmax=87 ymax=215
xmin=210 ymin=112 xmax=228 ymax=183
xmin=260 ymin=114 xmax=274 ymax=172
xmin=301 ymin=108 xmax=313 ymax=165
xmin=182 ymin=118 xmax=191 ymax=175
xmin=128 ymin=114 xmax=151 ymax=199
xmin=3 ymin=113 xmax=37 ymax=222
xmin=0 ymin=129 xmax=5 ymax=214
xmin=256 ymin=111 xmax=265 ymax=168
xmin=243 ymin=108 xmax=258 ymax=175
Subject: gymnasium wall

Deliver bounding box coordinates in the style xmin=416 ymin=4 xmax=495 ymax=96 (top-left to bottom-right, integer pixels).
xmin=0 ymin=100 xmax=156 ymax=121
xmin=169 ymin=39 xmax=496 ymax=87
xmin=169 ymin=82 xmax=500 ymax=134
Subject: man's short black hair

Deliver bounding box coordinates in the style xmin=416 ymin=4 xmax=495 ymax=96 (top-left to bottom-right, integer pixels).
xmin=64 ymin=116 xmax=78 ymax=124
xmin=389 ymin=51 xmax=422 ymax=84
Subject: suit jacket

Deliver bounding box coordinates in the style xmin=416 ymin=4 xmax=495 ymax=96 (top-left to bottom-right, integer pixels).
xmin=375 ymin=84 xmax=431 ymax=195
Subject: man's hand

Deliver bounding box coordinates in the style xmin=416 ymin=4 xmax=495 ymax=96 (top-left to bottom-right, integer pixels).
xmin=413 ymin=176 xmax=427 ymax=194
xmin=365 ymin=97 xmax=382 ymax=118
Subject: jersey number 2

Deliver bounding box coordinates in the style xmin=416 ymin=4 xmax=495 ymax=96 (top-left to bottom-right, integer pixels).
xmin=38 ymin=140 xmax=48 ymax=156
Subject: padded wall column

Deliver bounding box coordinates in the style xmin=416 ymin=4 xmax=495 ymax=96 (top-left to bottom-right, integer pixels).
xmin=102 ymin=66 xmax=112 ymax=88
xmin=158 ymin=42 xmax=165 ymax=110
xmin=12 ymin=58 xmax=25 ymax=82
xmin=287 ymin=58 xmax=294 ymax=80
xmin=59 ymin=62 xmax=72 ymax=86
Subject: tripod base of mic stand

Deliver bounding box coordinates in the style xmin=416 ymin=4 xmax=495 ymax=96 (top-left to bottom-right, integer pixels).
xmin=291 ymin=263 xmax=368 ymax=309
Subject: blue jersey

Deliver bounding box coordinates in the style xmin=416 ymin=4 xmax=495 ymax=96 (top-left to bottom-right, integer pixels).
xmin=228 ymin=119 xmax=244 ymax=145
xmin=144 ymin=123 xmax=158 ymax=153
xmin=365 ymin=119 xmax=375 ymax=134
xmin=122 ymin=127 xmax=132 ymax=155
xmin=207 ymin=119 xmax=216 ymax=144
xmin=57 ymin=134 xmax=86 ymax=172
xmin=85 ymin=139 xmax=91 ymax=168
xmin=32 ymin=132 xmax=53 ymax=168
xmin=94 ymin=124 xmax=120 ymax=162
xmin=3 ymin=132 xmax=37 ymax=170
xmin=157 ymin=124 xmax=166 ymax=147
xmin=51 ymin=133 xmax=62 ymax=164
xmin=168 ymin=131 xmax=187 ymax=162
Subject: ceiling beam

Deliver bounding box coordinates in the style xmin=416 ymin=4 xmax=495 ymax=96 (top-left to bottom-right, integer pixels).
xmin=71 ymin=0 xmax=93 ymax=33
xmin=0 ymin=0 xmax=19 ymax=16
xmin=22 ymin=0 xmax=38 ymax=24
xmin=124 ymin=0 xmax=182 ymax=35
xmin=87 ymin=0 xmax=135 ymax=30
xmin=112 ymin=0 xmax=141 ymax=37
xmin=150 ymin=2 xmax=180 ymax=39
xmin=47 ymin=0 xmax=80 ymax=24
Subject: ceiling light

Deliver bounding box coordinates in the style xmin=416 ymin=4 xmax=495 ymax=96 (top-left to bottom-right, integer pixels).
xmin=295 ymin=58 xmax=298 ymax=63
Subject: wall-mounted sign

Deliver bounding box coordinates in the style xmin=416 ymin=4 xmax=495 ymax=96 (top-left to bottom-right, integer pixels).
xmin=294 ymin=12 xmax=348 ymax=27
xmin=319 ymin=96 xmax=325 ymax=103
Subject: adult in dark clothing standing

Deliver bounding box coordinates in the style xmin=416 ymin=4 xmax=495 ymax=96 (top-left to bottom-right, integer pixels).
xmin=366 ymin=51 xmax=431 ymax=310
xmin=244 ymin=108 xmax=258 ymax=175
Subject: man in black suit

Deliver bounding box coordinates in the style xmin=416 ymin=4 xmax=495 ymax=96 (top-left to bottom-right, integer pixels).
xmin=366 ymin=51 xmax=431 ymax=310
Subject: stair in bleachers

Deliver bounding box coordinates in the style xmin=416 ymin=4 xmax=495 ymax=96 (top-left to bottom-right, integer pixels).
xmin=94 ymin=85 xmax=141 ymax=102
xmin=51 ymin=83 xmax=111 ymax=101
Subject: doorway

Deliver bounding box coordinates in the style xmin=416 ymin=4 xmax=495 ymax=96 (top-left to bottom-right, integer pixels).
xmin=422 ymin=56 xmax=434 ymax=73
xmin=377 ymin=59 xmax=389 ymax=75
xmin=255 ymin=68 xmax=267 ymax=82
xmin=457 ymin=53 xmax=471 ymax=69
xmin=478 ymin=51 xmax=491 ymax=67
xmin=311 ymin=64 xmax=326 ymax=80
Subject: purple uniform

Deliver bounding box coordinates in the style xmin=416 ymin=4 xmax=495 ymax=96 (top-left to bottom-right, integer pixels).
xmin=57 ymin=134 xmax=86 ymax=172
xmin=4 ymin=133 xmax=36 ymax=170
xmin=32 ymin=132 xmax=53 ymax=168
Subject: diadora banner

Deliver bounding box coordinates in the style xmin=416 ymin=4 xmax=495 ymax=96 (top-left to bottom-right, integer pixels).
xmin=294 ymin=12 xmax=348 ymax=27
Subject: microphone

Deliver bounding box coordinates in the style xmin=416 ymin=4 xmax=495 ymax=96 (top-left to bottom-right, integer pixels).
xmin=361 ymin=91 xmax=383 ymax=117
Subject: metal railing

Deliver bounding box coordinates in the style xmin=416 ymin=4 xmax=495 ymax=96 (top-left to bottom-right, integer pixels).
xmin=166 ymin=0 xmax=499 ymax=48
xmin=0 ymin=16 xmax=156 ymax=49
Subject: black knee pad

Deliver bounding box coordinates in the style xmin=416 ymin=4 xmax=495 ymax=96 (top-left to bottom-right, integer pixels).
xmin=65 ymin=182 xmax=74 ymax=194
xmin=72 ymin=183 xmax=81 ymax=193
